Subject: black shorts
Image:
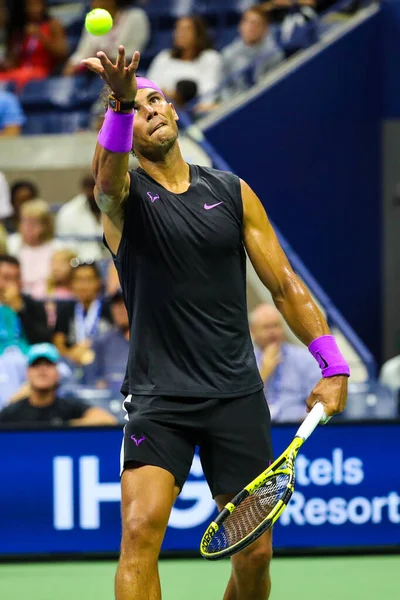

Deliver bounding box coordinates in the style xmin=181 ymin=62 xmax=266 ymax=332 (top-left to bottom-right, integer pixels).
xmin=120 ymin=390 xmax=273 ymax=498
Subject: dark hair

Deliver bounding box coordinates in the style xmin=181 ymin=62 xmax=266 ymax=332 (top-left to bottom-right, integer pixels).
xmin=10 ymin=180 xmax=39 ymax=204
xmin=176 ymin=80 xmax=198 ymax=105
xmin=170 ymin=16 xmax=214 ymax=60
xmin=244 ymin=5 xmax=269 ymax=25
xmin=6 ymin=0 xmax=50 ymax=49
xmin=71 ymin=260 xmax=102 ymax=280
xmin=0 ymin=254 xmax=20 ymax=268
xmin=116 ymin=0 xmax=135 ymax=7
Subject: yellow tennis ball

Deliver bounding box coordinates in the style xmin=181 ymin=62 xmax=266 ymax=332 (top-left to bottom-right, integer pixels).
xmin=85 ymin=9 xmax=113 ymax=36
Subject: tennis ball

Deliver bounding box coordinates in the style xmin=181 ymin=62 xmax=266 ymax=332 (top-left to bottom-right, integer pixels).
xmin=85 ymin=9 xmax=113 ymax=36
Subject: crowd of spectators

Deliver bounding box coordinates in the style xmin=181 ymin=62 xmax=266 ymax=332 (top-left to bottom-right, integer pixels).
xmin=0 ymin=166 xmax=398 ymax=426
xmin=0 ymin=0 xmax=352 ymax=135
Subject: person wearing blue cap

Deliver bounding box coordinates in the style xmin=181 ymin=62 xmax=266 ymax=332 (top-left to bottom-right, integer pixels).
xmin=0 ymin=343 xmax=117 ymax=426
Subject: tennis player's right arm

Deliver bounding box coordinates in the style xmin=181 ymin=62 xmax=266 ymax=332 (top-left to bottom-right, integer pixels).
xmin=92 ymin=144 xmax=131 ymax=255
xmin=84 ymin=46 xmax=140 ymax=254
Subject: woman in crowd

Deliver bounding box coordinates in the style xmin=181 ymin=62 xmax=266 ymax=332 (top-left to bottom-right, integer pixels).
xmin=7 ymin=198 xmax=62 ymax=299
xmin=47 ymin=248 xmax=76 ymax=300
xmin=53 ymin=261 xmax=112 ymax=367
xmin=7 ymin=179 xmax=39 ymax=232
xmin=147 ymin=15 xmax=223 ymax=105
xmin=63 ymin=0 xmax=150 ymax=76
xmin=45 ymin=248 xmax=77 ymax=328
xmin=0 ymin=0 xmax=67 ymax=88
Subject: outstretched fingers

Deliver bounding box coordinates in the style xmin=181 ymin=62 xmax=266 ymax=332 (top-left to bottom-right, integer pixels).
xmin=127 ymin=51 xmax=141 ymax=74
xmin=97 ymin=51 xmax=115 ymax=75
xmin=116 ymin=45 xmax=126 ymax=71
xmin=81 ymin=57 xmax=104 ymax=76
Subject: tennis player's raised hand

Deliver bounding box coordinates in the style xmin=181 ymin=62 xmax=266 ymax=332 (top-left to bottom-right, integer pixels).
xmin=81 ymin=45 xmax=140 ymax=102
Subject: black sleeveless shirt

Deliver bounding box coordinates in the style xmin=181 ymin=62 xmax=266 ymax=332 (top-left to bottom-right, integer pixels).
xmin=111 ymin=164 xmax=262 ymax=398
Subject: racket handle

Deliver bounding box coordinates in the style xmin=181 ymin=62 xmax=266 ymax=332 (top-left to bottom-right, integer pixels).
xmin=295 ymin=403 xmax=330 ymax=442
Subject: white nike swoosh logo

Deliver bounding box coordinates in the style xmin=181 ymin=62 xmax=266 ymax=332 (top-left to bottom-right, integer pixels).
xmin=204 ymin=202 xmax=223 ymax=210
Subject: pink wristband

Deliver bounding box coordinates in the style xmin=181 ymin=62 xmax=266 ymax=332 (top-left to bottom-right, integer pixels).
xmin=98 ymin=108 xmax=134 ymax=153
xmin=308 ymin=335 xmax=350 ymax=377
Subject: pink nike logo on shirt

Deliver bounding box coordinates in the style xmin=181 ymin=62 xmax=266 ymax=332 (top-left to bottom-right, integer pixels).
xmin=204 ymin=202 xmax=223 ymax=210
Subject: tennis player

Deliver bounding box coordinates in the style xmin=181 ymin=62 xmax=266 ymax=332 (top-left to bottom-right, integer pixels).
xmin=83 ymin=46 xmax=350 ymax=600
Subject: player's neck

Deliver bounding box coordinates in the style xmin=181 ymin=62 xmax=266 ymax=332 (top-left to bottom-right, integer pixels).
xmin=139 ymin=144 xmax=190 ymax=194
xmin=29 ymin=389 xmax=55 ymax=407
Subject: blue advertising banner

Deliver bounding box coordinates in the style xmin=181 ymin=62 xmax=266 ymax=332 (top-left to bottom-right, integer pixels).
xmin=0 ymin=423 xmax=399 ymax=556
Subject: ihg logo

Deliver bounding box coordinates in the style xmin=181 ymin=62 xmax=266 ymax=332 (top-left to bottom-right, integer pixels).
xmin=53 ymin=455 xmax=216 ymax=530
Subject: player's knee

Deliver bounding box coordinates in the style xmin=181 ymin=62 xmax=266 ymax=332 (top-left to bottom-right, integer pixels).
xmin=232 ymin=539 xmax=273 ymax=578
xmin=121 ymin=512 xmax=165 ymax=556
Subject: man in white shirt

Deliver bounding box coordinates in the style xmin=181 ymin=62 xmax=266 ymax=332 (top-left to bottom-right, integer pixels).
xmin=222 ymin=6 xmax=284 ymax=95
xmin=55 ymin=174 xmax=106 ymax=261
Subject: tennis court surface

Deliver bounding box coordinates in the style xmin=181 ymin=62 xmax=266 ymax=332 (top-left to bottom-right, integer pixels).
xmin=0 ymin=555 xmax=398 ymax=600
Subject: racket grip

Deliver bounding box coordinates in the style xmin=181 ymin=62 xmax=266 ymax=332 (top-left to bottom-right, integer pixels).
xmin=295 ymin=403 xmax=330 ymax=441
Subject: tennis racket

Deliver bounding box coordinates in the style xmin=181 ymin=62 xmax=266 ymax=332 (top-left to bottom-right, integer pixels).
xmin=200 ymin=402 xmax=330 ymax=560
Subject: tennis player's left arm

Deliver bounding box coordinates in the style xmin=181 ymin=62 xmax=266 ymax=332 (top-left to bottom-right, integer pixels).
xmin=241 ymin=179 xmax=348 ymax=415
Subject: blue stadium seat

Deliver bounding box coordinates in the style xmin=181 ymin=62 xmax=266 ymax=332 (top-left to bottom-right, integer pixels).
xmin=195 ymin=0 xmax=244 ymax=15
xmin=22 ymin=110 xmax=90 ymax=135
xmin=343 ymin=381 xmax=398 ymax=420
xmin=20 ymin=75 xmax=102 ymax=112
xmin=216 ymin=26 xmax=238 ymax=50
xmin=145 ymin=0 xmax=194 ymax=18
xmin=20 ymin=77 xmax=78 ymax=110
xmin=141 ymin=30 xmax=173 ymax=68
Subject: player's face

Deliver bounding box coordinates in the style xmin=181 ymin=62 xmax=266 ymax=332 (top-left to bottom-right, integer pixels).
xmin=28 ymin=359 xmax=59 ymax=391
xmin=251 ymin=312 xmax=285 ymax=348
xmin=239 ymin=11 xmax=267 ymax=45
xmin=133 ymin=89 xmax=179 ymax=160
xmin=72 ymin=266 xmax=101 ymax=304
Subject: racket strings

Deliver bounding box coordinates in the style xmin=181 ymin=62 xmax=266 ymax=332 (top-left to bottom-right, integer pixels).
xmin=208 ymin=472 xmax=290 ymax=553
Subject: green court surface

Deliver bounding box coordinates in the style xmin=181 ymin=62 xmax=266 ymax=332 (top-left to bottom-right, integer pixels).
xmin=0 ymin=555 xmax=398 ymax=600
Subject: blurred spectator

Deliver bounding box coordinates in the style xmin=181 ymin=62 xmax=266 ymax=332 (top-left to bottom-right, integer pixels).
xmin=63 ymin=0 xmax=150 ymax=76
xmin=47 ymin=249 xmax=76 ymax=300
xmin=380 ymin=355 xmax=400 ymax=395
xmin=250 ymin=303 xmax=321 ymax=422
xmin=53 ymin=261 xmax=112 ymax=366
xmin=0 ymin=254 xmax=50 ymax=345
xmin=0 ymin=346 xmax=27 ymax=409
xmin=0 ymin=171 xmax=12 ymax=221
xmin=222 ymin=6 xmax=283 ymax=94
xmin=0 ymin=0 xmax=67 ymax=89
xmin=84 ymin=289 xmax=129 ymax=396
xmin=0 ymin=223 xmax=7 ymax=252
xmin=0 ymin=343 xmax=117 ymax=425
xmin=8 ymin=198 xmax=62 ymax=299
xmin=260 ymin=0 xmax=318 ymax=56
xmin=0 ymin=89 xmax=25 ymax=135
xmin=45 ymin=248 xmax=77 ymax=329
xmin=55 ymin=174 xmax=106 ymax=261
xmin=7 ymin=179 xmax=38 ymax=232
xmin=147 ymin=16 xmax=223 ymax=105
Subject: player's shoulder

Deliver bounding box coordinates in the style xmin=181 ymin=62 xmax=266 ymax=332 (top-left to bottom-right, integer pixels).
xmin=195 ymin=164 xmax=239 ymax=186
